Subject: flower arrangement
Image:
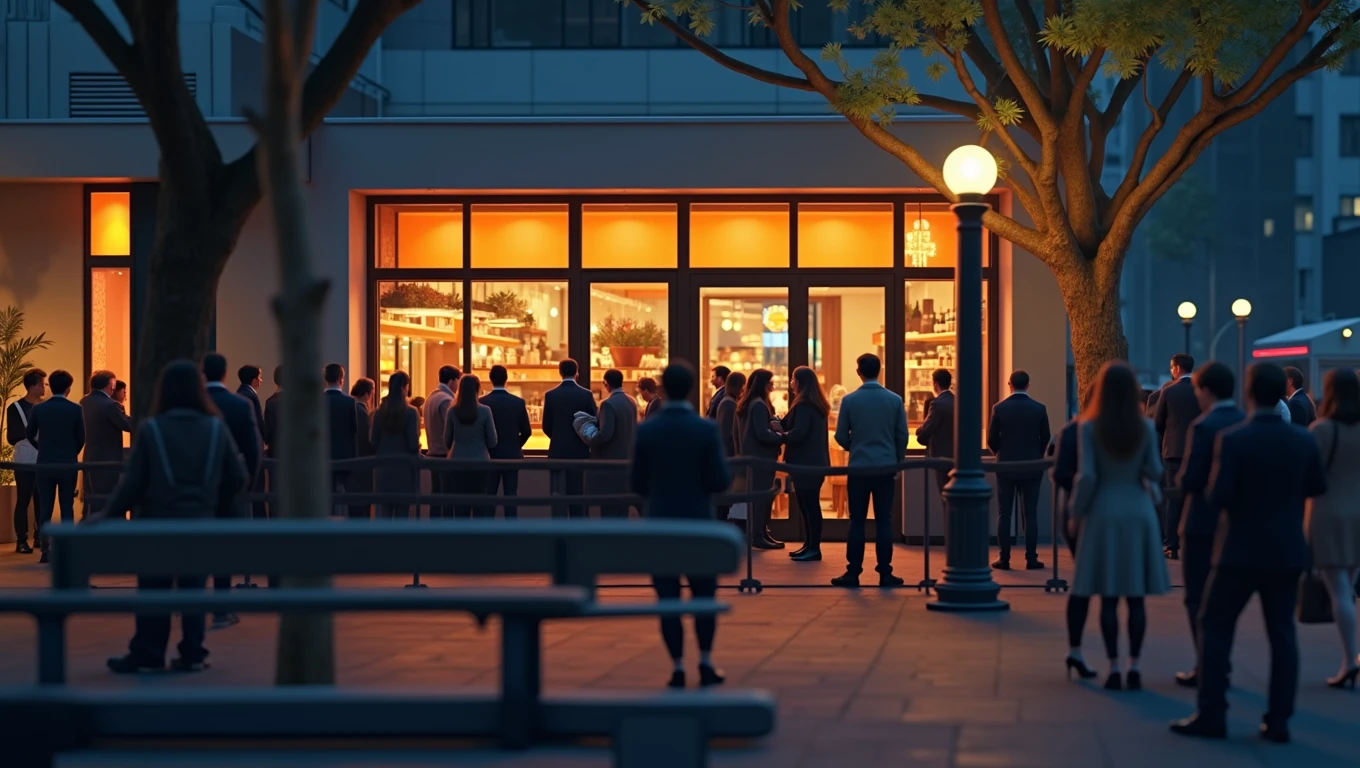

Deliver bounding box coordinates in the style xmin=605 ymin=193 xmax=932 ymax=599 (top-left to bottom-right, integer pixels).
xmin=379 ymin=283 xmax=461 ymax=311
xmin=591 ymin=316 xmax=666 ymax=349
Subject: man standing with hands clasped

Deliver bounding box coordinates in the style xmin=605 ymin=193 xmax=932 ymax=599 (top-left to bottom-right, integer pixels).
xmin=987 ymin=370 xmax=1051 ymax=571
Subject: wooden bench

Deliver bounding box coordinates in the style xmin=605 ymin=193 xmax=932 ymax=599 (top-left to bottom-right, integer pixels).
xmin=0 ymin=520 xmax=774 ymax=768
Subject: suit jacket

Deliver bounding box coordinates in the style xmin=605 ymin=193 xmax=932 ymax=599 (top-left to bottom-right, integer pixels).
xmin=103 ymin=409 xmax=248 ymax=521
xmin=1287 ymin=390 xmax=1317 ymax=427
xmin=716 ymin=396 xmax=739 ymax=457
xmin=1208 ymin=412 xmax=1327 ymax=570
xmin=1145 ymin=387 xmax=1162 ymax=417
xmin=26 ymin=396 xmax=85 ymax=464
xmin=643 ymin=397 xmax=662 ymax=421
xmin=79 ymin=390 xmax=131 ymax=463
xmin=1154 ymin=377 xmax=1201 ymax=460
xmin=589 ymin=390 xmax=639 ymax=461
xmin=987 ymin=392 xmax=1051 ymax=477
xmin=1176 ymin=402 xmax=1247 ymax=538
xmin=207 ymin=384 xmax=263 ymax=478
xmin=237 ymin=385 xmax=265 ymax=433
xmin=481 ymin=389 xmax=532 ymax=460
xmin=424 ymin=383 xmax=455 ymax=457
xmin=704 ymin=386 xmax=725 ymax=420
xmin=355 ymin=401 xmax=375 ymax=457
xmin=443 ymin=404 xmax=498 ymax=460
xmin=916 ymin=390 xmax=955 ymax=460
xmin=542 ymin=380 xmax=595 ymax=459
xmin=262 ymin=391 xmax=281 ymax=458
xmin=371 ymin=406 xmax=421 ymax=493
xmin=631 ymin=402 xmax=731 ymax=519
xmin=834 ymin=381 xmax=908 ymax=468
xmin=1051 ymin=417 xmax=1080 ymax=496
xmin=325 ymin=389 xmax=359 ymax=462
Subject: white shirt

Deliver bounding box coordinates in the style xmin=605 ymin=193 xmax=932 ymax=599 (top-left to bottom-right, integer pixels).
xmin=1274 ymin=399 xmax=1291 ymax=421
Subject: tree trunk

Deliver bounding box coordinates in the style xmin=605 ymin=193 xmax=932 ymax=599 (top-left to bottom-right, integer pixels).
xmin=1059 ymin=258 xmax=1130 ymax=407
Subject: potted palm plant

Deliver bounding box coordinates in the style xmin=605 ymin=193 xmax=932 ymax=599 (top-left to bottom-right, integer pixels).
xmin=592 ymin=316 xmax=665 ymax=368
xmin=0 ymin=307 xmax=51 ymax=544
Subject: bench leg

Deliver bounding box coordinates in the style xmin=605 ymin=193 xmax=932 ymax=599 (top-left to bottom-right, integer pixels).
xmin=615 ymin=716 xmax=706 ymax=768
xmin=36 ymin=614 xmax=66 ymax=685
xmin=499 ymin=615 xmax=541 ymax=749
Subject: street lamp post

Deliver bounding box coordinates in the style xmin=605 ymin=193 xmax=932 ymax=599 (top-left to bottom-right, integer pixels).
xmin=1232 ymin=299 xmax=1252 ymax=402
xmin=1178 ymin=301 xmax=1197 ymax=355
xmin=928 ymin=145 xmax=1007 ymax=613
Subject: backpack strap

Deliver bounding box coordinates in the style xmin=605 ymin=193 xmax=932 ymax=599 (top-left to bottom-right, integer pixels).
xmin=144 ymin=419 xmax=177 ymax=488
xmin=13 ymin=402 xmax=28 ymax=428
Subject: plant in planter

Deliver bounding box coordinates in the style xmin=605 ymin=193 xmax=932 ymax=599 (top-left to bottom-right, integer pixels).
xmin=0 ymin=307 xmax=51 ymax=543
xmin=592 ymin=316 xmax=666 ymax=368
xmin=484 ymin=291 xmax=527 ymax=321
xmin=379 ymin=283 xmax=461 ymax=311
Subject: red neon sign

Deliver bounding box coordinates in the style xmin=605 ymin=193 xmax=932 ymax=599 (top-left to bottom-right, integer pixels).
xmin=1252 ymin=346 xmax=1309 ymax=359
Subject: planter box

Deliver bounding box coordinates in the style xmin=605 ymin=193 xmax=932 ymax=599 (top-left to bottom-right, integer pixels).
xmin=0 ymin=485 xmax=14 ymax=545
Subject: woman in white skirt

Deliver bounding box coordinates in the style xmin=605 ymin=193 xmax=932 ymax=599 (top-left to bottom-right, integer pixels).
xmin=1069 ymin=362 xmax=1171 ymax=691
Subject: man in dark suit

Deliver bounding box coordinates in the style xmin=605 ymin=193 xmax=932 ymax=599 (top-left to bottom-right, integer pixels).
xmin=79 ymin=369 xmax=132 ymax=519
xmin=704 ymin=365 xmax=730 ymax=420
xmin=1283 ymin=366 xmax=1316 ymax=426
xmin=236 ymin=364 xmax=267 ymax=522
xmin=1154 ymin=353 xmax=1202 ymax=559
xmin=350 ymin=378 xmax=376 ymax=521
xmin=262 ymin=366 xmax=282 ymax=520
xmin=915 ymin=368 xmax=955 ymax=493
xmin=1172 ymin=361 xmax=1245 ymax=689
xmin=1172 ymin=363 xmax=1327 ymax=744
xmin=204 ymin=353 xmax=262 ymax=629
xmin=986 ymin=370 xmax=1052 ymax=570
xmin=542 ymin=359 xmax=595 ymax=518
xmin=323 ymin=363 xmax=359 ymax=517
xmin=480 ymin=365 xmax=531 ymax=518
xmin=638 ymin=377 xmax=662 ymax=421
xmin=588 ymin=369 xmax=639 ymax=518
xmin=26 ymin=370 xmax=85 ymax=563
xmin=631 ymin=361 xmax=731 ymax=689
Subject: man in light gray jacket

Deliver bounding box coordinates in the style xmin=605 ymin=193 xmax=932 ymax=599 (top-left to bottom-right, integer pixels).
xmin=423 ymin=365 xmax=459 ymax=518
xmin=588 ymin=369 xmax=639 ymax=518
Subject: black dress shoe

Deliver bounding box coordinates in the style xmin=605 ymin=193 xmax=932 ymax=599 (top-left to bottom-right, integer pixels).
xmin=107 ymin=654 xmax=165 ymax=674
xmin=1174 ymin=671 xmax=1199 ymax=688
xmin=991 ymin=560 xmax=1011 ymax=570
xmin=1026 ymin=560 xmax=1045 ymax=570
xmin=667 ymin=670 xmax=686 ymax=689
xmin=698 ymin=664 xmax=725 ymax=687
xmin=38 ymin=551 xmax=49 ymax=564
xmin=1259 ymin=721 xmax=1290 ymax=744
xmin=788 ymin=545 xmax=809 ymax=558
xmin=879 ymin=573 xmax=905 ymax=588
xmin=831 ymin=573 xmax=861 ymax=588
xmin=791 ymin=549 xmax=822 ymax=561
xmin=15 ymin=541 xmax=32 ymax=554
xmin=1170 ymin=714 xmax=1227 ymax=739
xmin=1126 ymin=669 xmax=1142 ymax=691
xmin=752 ymin=538 xmax=783 ymax=550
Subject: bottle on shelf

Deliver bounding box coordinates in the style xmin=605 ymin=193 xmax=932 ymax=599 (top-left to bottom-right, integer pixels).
xmin=910 ymin=302 xmax=922 ymax=334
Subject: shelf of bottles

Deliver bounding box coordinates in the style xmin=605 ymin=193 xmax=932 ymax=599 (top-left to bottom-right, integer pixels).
xmin=896 ymin=282 xmax=986 ymax=430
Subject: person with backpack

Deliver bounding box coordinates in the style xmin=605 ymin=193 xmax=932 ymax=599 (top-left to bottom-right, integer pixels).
xmin=92 ymin=359 xmax=248 ymax=674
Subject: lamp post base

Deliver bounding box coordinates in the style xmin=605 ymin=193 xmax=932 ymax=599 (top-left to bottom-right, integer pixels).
xmin=927 ymin=473 xmax=1008 ymax=613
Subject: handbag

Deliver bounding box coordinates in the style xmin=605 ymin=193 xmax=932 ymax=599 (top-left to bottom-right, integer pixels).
xmin=10 ymin=404 xmax=37 ymax=465
xmin=1298 ymin=571 xmax=1335 ymax=624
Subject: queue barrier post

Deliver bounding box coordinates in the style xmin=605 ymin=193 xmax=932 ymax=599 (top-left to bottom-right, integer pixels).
xmin=737 ymin=465 xmax=763 ymax=595
xmin=1044 ymin=470 xmax=1069 ymax=593
xmin=917 ymin=465 xmax=936 ymax=594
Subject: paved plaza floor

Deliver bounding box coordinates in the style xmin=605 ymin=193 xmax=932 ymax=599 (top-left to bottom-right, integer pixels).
xmin=1 ymin=544 xmax=1358 ymax=767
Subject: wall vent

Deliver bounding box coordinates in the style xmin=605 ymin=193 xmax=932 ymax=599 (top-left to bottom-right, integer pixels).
xmin=68 ymin=72 xmax=198 ymax=119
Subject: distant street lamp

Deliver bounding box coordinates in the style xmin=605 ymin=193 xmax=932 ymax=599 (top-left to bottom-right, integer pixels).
xmin=928 ymin=145 xmax=1007 ymax=613
xmin=1178 ymin=301 xmax=1198 ymax=354
xmin=1232 ymin=299 xmax=1252 ymax=402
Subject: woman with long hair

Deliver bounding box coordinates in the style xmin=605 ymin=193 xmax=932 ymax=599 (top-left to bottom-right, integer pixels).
xmin=100 ymin=359 xmax=248 ymax=674
xmin=736 ymin=368 xmax=784 ymax=549
xmin=444 ymin=374 xmax=498 ymax=518
xmin=371 ymin=371 xmax=421 ymax=520
xmin=1068 ymin=361 xmax=1169 ymax=691
xmin=714 ymin=371 xmax=746 ymax=522
xmin=349 ymin=377 xmax=377 ymax=519
xmin=782 ymin=366 xmax=830 ymax=561
xmin=1308 ymin=368 xmax=1360 ymax=688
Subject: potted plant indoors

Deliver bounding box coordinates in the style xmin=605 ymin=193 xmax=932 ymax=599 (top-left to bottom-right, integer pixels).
xmin=592 ymin=316 xmax=665 ymax=368
xmin=0 ymin=306 xmax=51 ymax=544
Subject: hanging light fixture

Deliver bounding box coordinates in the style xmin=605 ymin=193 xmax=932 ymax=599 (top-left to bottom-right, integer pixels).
xmin=905 ymin=203 xmax=937 ymax=267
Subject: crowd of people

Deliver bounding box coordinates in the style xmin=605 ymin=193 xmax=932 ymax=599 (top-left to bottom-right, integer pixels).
xmin=1055 ymin=355 xmax=1359 ymax=744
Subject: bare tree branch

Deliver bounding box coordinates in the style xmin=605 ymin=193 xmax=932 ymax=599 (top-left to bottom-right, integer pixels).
xmin=1104 ymin=67 xmax=1192 ymax=228
xmin=1100 ymin=62 xmax=1146 ymax=128
xmin=52 ymin=0 xmax=143 ymax=96
xmin=980 ymin=0 xmax=1056 ymax=133
xmin=1221 ymin=0 xmax=1334 ymax=108
xmin=1013 ymin=0 xmax=1052 ymax=88
xmin=1044 ymin=0 xmax=1069 ymax=111
xmin=961 ymin=32 xmax=1043 ymax=141
xmin=945 ymin=47 xmax=1040 ymax=182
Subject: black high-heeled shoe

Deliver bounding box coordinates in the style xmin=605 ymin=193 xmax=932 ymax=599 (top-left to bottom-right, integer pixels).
xmin=1327 ymin=667 xmax=1360 ymax=689
xmin=1065 ymin=657 xmax=1097 ymax=680
xmin=1126 ymin=670 xmax=1142 ymax=691
xmin=1104 ymin=671 xmax=1123 ymax=691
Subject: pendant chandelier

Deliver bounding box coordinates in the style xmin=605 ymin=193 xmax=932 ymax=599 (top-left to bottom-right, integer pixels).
xmin=905 ymin=204 xmax=936 ymax=267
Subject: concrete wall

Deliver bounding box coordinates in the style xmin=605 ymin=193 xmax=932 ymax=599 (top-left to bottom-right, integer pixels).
xmin=0 ymin=182 xmax=86 ymax=382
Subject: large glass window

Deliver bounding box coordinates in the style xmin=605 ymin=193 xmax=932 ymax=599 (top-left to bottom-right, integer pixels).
xmin=798 ymin=203 xmax=893 ymax=268
xmin=589 ymin=283 xmax=669 ymax=403
xmin=89 ymin=267 xmax=132 ymax=405
xmin=470 ymin=204 xmax=569 ymax=268
xmin=469 ymin=280 xmax=569 ymax=451
xmin=903 ymin=203 xmax=990 ymax=268
xmin=582 ymin=204 xmax=678 ymax=269
xmin=690 ymin=204 xmax=790 ymax=268
xmin=376 ymin=281 xmax=464 ymax=404
xmin=89 ymin=192 xmax=130 ymax=256
xmin=699 ymin=287 xmax=790 ymax=408
xmin=904 ymin=280 xmax=988 ymax=450
xmin=396 ymin=209 xmax=464 ymax=268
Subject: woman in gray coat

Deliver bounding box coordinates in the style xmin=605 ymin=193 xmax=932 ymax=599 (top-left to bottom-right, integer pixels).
xmin=444 ymin=374 xmax=498 ymax=518
xmin=371 ymin=371 xmax=421 ymax=520
xmin=737 ymin=368 xmax=784 ymax=549
xmin=713 ymin=372 xmax=745 ymax=522
xmin=782 ymin=367 xmax=830 ymax=561
xmin=96 ymin=359 xmax=248 ymax=674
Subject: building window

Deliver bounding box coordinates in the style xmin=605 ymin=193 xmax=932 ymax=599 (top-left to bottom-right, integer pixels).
xmin=1296 ymin=198 xmax=1315 ymax=232
xmin=1341 ymin=115 xmax=1360 ymax=157
xmin=470 ymin=281 xmax=569 ymax=448
xmin=1296 ymin=115 xmax=1313 ymax=157
xmin=1342 ymin=196 xmax=1360 ymax=218
xmin=89 ymin=192 xmax=131 ymax=256
xmin=589 ymin=283 xmax=669 ymax=388
xmin=376 ymin=281 xmax=463 ymax=404
xmin=1344 ymin=51 xmax=1360 ymax=75
xmin=470 ymin=204 xmax=569 ymax=268
xmin=797 ymin=203 xmax=893 ymax=268
xmin=89 ymin=267 xmax=132 ymax=399
xmin=582 ymin=204 xmax=678 ymax=269
xmin=905 ymin=280 xmax=987 ymax=449
xmin=689 ymin=204 xmax=790 ymax=268
xmin=904 ymin=203 xmax=989 ymax=268
xmin=812 ymin=286 xmax=885 ymax=519
xmin=1264 ymin=218 xmax=1275 ymax=237
xmin=388 ymin=208 xmax=464 ymax=268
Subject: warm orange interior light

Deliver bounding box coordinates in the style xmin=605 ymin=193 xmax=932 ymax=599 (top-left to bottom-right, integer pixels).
xmin=583 ymin=204 xmax=678 ymax=269
xmin=471 ymin=204 xmax=569 ymax=268
xmin=690 ymin=203 xmax=790 ymax=268
xmin=90 ymin=192 xmax=131 ymax=256
xmin=799 ymin=203 xmax=893 ymax=268
xmin=397 ymin=210 xmax=464 ymax=268
xmin=904 ymin=206 xmax=991 ymax=268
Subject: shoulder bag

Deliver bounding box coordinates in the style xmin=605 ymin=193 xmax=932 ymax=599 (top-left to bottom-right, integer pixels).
xmin=10 ymin=404 xmax=38 ymax=465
